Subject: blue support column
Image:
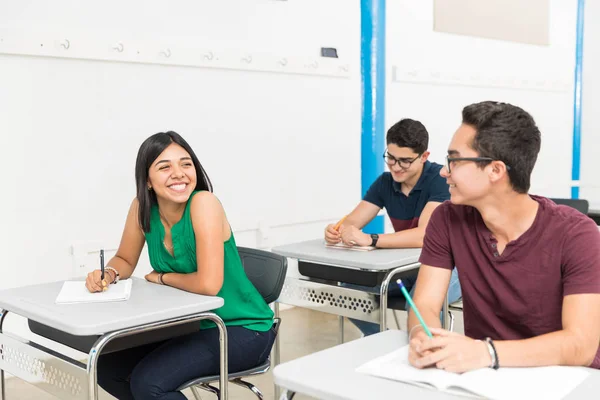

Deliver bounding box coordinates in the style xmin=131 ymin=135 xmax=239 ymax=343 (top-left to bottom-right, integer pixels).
xmin=571 ymin=0 xmax=585 ymax=199
xmin=361 ymin=0 xmax=385 ymax=234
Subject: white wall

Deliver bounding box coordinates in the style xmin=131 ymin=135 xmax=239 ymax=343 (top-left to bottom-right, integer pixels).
xmin=387 ymin=0 xmax=576 ymax=198
xmin=0 ymin=0 xmax=582 ymax=289
xmin=581 ymin=0 xmax=600 ymax=207
xmin=0 ymin=0 xmax=362 ymax=291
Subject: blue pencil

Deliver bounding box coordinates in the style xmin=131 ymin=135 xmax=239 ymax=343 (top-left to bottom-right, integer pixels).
xmin=397 ymin=279 xmax=433 ymax=338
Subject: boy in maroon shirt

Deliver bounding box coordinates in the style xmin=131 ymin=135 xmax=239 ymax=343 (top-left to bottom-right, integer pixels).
xmin=408 ymin=101 xmax=600 ymax=373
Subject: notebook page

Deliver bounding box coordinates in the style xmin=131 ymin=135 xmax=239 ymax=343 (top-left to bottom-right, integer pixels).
xmin=55 ymin=279 xmax=133 ymax=304
xmin=356 ymin=346 xmax=459 ymax=391
xmin=457 ymin=364 xmax=589 ymax=400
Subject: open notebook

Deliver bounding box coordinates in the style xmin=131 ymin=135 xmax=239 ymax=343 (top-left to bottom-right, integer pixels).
xmin=325 ymin=242 xmax=376 ymax=252
xmin=356 ymin=346 xmax=589 ymax=400
xmin=55 ymin=279 xmax=133 ymax=304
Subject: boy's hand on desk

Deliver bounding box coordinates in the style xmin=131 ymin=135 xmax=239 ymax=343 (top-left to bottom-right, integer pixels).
xmin=145 ymin=271 xmax=161 ymax=284
xmin=324 ymin=224 xmax=342 ymax=244
xmin=85 ymin=270 xmax=110 ymax=293
xmin=413 ymin=328 xmax=491 ymax=373
xmin=340 ymin=226 xmax=371 ymax=247
xmin=408 ymin=327 xmax=434 ymax=367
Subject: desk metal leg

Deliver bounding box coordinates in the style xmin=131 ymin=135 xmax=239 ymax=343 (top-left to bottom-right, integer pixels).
xmin=87 ymin=312 xmax=228 ymax=400
xmin=380 ymin=263 xmax=421 ymax=332
xmin=442 ymin=294 xmax=449 ymax=329
xmin=447 ymin=310 xmax=455 ymax=332
xmin=0 ymin=309 xmax=7 ymax=400
xmin=338 ymin=316 xmax=344 ymax=343
xmin=0 ymin=362 xmax=3 ymax=400
xmin=273 ymin=302 xmax=281 ymax=400
xmin=212 ymin=315 xmax=229 ymax=400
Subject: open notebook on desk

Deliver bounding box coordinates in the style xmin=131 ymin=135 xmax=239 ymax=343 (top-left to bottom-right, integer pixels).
xmin=325 ymin=242 xmax=376 ymax=252
xmin=357 ymin=346 xmax=589 ymax=400
xmin=56 ymin=279 xmax=133 ymax=304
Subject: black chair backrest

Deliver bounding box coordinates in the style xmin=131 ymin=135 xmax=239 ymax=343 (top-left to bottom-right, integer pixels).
xmin=237 ymin=246 xmax=287 ymax=304
xmin=549 ymin=198 xmax=589 ymax=214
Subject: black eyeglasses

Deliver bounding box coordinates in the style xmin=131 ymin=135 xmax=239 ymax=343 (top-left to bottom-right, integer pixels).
xmin=445 ymin=156 xmax=511 ymax=174
xmin=383 ymin=151 xmax=422 ymax=170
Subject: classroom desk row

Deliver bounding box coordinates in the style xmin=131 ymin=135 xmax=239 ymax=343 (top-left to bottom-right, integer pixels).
xmin=0 ymin=239 xmax=428 ymax=400
xmin=15 ymin=236 xmax=576 ymax=399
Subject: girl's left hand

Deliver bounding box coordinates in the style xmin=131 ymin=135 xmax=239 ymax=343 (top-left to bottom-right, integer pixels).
xmin=145 ymin=271 xmax=161 ymax=284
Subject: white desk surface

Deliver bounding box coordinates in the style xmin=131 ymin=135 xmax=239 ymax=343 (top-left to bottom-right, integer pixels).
xmin=0 ymin=277 xmax=223 ymax=336
xmin=273 ymin=330 xmax=600 ymax=400
xmin=272 ymin=239 xmax=421 ymax=271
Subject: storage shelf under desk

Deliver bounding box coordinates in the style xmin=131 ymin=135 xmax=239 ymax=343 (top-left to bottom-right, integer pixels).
xmin=277 ymin=277 xmax=382 ymax=323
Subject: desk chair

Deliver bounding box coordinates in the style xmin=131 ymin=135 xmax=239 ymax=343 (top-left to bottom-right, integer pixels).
xmin=177 ymin=247 xmax=287 ymax=400
xmin=549 ymin=198 xmax=589 ymax=214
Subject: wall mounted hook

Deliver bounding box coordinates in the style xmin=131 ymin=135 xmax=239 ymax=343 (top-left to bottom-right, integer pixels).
xmin=112 ymin=43 xmax=124 ymax=53
xmin=60 ymin=39 xmax=70 ymax=50
xmin=279 ymin=58 xmax=288 ymax=66
xmin=241 ymin=55 xmax=253 ymax=64
xmin=160 ymin=48 xmax=171 ymax=58
xmin=203 ymin=51 xmax=214 ymax=61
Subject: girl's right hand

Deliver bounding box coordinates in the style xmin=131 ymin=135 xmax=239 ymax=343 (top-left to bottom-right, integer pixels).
xmin=85 ymin=269 xmax=111 ymax=293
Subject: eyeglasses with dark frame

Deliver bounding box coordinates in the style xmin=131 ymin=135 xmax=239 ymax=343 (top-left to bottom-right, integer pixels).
xmin=383 ymin=151 xmax=422 ymax=170
xmin=445 ymin=155 xmax=511 ymax=174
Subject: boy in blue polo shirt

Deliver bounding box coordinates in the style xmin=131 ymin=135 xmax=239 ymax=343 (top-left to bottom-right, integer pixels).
xmin=324 ymin=118 xmax=461 ymax=335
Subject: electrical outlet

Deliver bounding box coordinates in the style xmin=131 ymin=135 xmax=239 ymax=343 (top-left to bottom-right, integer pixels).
xmin=256 ymin=221 xmax=271 ymax=249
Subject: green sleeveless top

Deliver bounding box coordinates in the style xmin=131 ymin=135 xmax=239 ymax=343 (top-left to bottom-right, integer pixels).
xmin=145 ymin=191 xmax=274 ymax=331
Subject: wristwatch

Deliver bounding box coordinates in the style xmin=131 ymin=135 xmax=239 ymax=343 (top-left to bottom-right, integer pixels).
xmin=370 ymin=233 xmax=379 ymax=248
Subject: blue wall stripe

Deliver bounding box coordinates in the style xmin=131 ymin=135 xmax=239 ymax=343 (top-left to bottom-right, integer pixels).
xmin=360 ymin=0 xmax=385 ymax=234
xmin=571 ymin=0 xmax=585 ymax=199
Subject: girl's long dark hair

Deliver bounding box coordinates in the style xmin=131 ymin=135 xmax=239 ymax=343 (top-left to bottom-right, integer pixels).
xmin=135 ymin=131 xmax=212 ymax=232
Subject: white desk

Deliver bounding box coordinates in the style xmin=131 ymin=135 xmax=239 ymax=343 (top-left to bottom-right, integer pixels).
xmin=272 ymin=239 xmax=423 ymax=332
xmin=0 ymin=277 xmax=227 ymax=400
xmin=274 ymin=330 xmax=600 ymax=400
xmin=271 ymin=239 xmax=426 ymax=399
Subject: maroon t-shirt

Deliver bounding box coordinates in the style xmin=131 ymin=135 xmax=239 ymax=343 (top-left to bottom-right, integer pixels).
xmin=420 ymin=195 xmax=600 ymax=368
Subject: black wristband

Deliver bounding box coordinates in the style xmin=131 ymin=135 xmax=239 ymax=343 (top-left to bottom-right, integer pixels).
xmin=485 ymin=337 xmax=500 ymax=369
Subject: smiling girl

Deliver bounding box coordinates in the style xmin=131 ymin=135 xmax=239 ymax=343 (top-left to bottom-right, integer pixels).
xmin=85 ymin=131 xmax=275 ymax=399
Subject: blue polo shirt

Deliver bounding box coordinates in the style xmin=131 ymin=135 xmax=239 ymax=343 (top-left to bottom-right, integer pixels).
xmin=363 ymin=161 xmax=450 ymax=232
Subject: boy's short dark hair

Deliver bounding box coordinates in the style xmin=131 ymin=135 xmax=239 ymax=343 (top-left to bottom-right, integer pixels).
xmin=386 ymin=119 xmax=429 ymax=154
xmin=462 ymin=101 xmax=541 ymax=194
